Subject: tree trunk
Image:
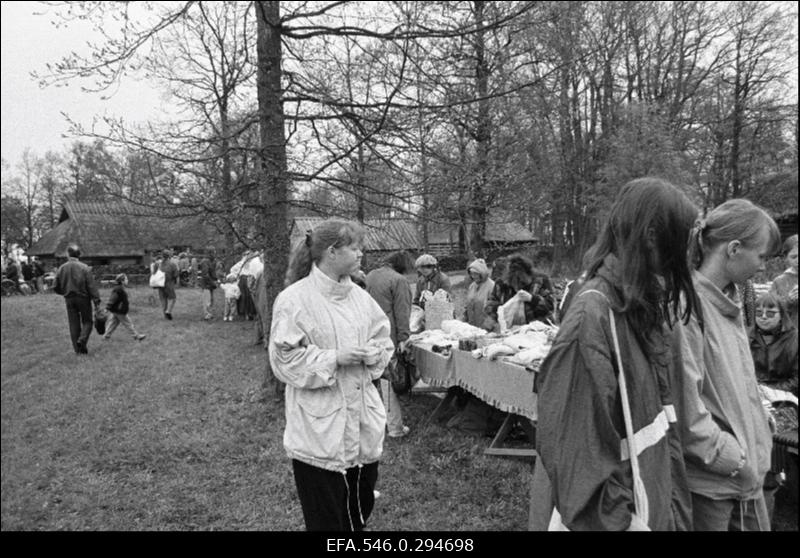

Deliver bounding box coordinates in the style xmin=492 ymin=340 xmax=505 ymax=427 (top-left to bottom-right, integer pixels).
xmin=255 ymin=1 xmax=290 ymax=391
xmin=470 ymin=0 xmax=489 ymax=258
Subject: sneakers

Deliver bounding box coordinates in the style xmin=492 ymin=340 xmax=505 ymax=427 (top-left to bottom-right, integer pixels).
xmin=75 ymin=341 xmax=88 ymax=354
xmin=388 ymin=425 xmax=410 ymax=438
xmin=136 ymin=334 xmax=147 ymax=341
xmin=165 ymin=312 xmax=173 ymax=320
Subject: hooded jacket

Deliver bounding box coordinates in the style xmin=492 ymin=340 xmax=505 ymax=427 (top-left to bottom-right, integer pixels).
xmin=672 ymin=271 xmax=772 ymax=501
xmin=463 ymin=260 xmax=495 ymax=328
xmin=269 ymin=264 xmax=394 ymax=472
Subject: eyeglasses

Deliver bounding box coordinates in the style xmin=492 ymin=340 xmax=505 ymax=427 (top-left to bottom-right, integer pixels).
xmin=756 ymin=309 xmax=779 ymax=318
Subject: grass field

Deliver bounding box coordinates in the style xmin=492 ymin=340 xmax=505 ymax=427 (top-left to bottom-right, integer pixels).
xmin=1 ymin=285 xmax=531 ymax=531
xmin=2 ymin=284 xmax=796 ymax=531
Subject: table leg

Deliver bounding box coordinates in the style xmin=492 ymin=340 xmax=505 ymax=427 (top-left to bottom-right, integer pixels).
xmin=421 ymin=390 xmax=456 ymax=428
xmin=484 ymin=413 xmax=537 ymax=460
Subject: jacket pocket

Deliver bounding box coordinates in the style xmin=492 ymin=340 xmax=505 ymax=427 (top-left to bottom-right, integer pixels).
xmin=359 ymin=385 xmax=387 ymax=461
xmin=707 ymin=430 xmax=744 ymax=476
xmin=295 ymin=388 xmax=345 ymax=460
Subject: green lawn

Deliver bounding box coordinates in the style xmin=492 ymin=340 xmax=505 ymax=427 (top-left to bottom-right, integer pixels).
xmin=1 ymin=286 xmax=531 ymax=531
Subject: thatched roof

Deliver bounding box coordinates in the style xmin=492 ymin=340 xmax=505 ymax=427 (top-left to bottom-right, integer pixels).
xmin=426 ymin=218 xmax=537 ymax=244
xmin=289 ymin=214 xmax=536 ymax=252
xmin=28 ymin=199 xmax=222 ymax=258
xmin=290 ymin=217 xmax=422 ymax=252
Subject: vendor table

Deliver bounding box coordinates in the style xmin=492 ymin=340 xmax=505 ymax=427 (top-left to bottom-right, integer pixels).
xmin=411 ymin=345 xmax=539 ymax=459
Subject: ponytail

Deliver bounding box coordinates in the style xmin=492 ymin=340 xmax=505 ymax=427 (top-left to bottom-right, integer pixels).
xmin=284 ymin=220 xmax=365 ymax=287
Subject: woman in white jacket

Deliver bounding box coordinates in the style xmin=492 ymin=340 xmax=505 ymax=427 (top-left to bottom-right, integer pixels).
xmin=269 ymin=220 xmax=394 ymax=531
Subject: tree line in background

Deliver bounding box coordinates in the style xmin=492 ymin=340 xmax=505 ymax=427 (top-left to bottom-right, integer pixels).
xmin=2 ymin=2 xmax=797 ymax=273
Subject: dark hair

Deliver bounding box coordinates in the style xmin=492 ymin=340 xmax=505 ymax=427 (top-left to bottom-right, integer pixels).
xmin=285 ymin=220 xmax=365 ymax=286
xmin=491 ymin=257 xmax=509 ymax=286
xmin=584 ymin=177 xmax=699 ymax=341
xmin=67 ymin=244 xmax=81 ymax=258
xmin=688 ymin=198 xmax=780 ymax=269
xmin=383 ymin=250 xmax=412 ymax=275
xmin=505 ymin=254 xmax=535 ymax=290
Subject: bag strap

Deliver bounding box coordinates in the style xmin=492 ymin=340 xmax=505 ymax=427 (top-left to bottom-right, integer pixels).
xmin=579 ymin=289 xmax=650 ymax=526
xmin=608 ymin=306 xmax=650 ymax=525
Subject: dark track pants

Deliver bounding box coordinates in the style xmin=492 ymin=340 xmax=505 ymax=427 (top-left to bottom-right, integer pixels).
xmin=292 ymin=459 xmax=378 ymax=531
xmin=65 ymin=295 xmax=93 ymax=353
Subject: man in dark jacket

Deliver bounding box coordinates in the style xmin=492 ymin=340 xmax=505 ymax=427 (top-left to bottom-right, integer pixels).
xmin=198 ymin=247 xmax=218 ymax=320
xmin=53 ymin=244 xmax=101 ymax=354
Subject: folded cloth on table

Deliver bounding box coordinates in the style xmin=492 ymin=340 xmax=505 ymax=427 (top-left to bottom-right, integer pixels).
xmin=440 ymin=319 xmax=488 ymax=339
xmin=502 ymin=330 xmax=550 ymax=351
xmin=407 ymin=329 xmax=458 ymax=350
xmin=481 ymin=343 xmax=517 ymax=361
xmin=506 ymin=345 xmax=551 ymax=368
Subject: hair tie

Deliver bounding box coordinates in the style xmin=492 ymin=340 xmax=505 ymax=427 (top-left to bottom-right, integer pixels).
xmin=305 ymin=230 xmax=313 ymax=247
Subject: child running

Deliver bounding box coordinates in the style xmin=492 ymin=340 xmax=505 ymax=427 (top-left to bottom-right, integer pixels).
xmin=104 ymin=274 xmax=146 ymax=342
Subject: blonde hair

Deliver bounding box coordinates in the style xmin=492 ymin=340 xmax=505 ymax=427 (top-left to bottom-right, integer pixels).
xmin=689 ymin=199 xmax=780 ymax=269
xmin=284 ymin=220 xmax=365 ymax=286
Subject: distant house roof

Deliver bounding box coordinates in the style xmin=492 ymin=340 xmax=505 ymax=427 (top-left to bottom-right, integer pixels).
xmin=290 ymin=217 xmax=422 ymax=252
xmin=289 ymin=214 xmax=536 ymax=252
xmin=28 ymin=199 xmax=223 ymax=258
xmin=426 ymin=217 xmax=537 ymax=244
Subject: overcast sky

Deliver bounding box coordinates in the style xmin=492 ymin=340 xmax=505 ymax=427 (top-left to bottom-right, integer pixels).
xmin=1 ymin=1 xmax=797 ymax=172
xmin=0 ymin=1 xmax=164 ymax=166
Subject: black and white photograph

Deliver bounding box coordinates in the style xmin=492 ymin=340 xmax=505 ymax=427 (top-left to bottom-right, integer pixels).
xmin=1 ymin=1 xmax=797 ymax=536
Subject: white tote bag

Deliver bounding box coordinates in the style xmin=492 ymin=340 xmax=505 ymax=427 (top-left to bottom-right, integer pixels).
xmin=149 ymin=268 xmax=165 ymax=288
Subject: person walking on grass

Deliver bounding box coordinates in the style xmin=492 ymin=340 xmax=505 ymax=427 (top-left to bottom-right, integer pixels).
xmin=532 ymin=178 xmax=699 ymax=531
xmin=103 ymin=274 xmax=146 ymax=342
xmin=157 ymin=248 xmax=179 ymax=320
xmin=53 ymin=243 xmax=102 ymax=355
xmin=198 ymin=248 xmax=219 ymax=320
xmin=673 ymin=198 xmax=781 ymax=531
xmin=269 ymin=220 xmax=394 ymax=531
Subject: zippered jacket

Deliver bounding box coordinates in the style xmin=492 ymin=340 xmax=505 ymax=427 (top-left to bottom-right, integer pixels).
xmin=535 ymin=255 xmax=691 ymax=530
xmin=269 ymin=264 xmax=394 ymax=473
xmin=672 ymin=271 xmax=772 ymax=500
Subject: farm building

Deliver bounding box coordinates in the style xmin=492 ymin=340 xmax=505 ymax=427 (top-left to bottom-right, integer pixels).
xmin=424 ymin=216 xmax=539 ymax=257
xmin=289 ymin=214 xmax=537 ymax=263
xmin=27 ymin=199 xmax=226 ymax=269
xmin=290 ymin=216 xmax=422 ymax=269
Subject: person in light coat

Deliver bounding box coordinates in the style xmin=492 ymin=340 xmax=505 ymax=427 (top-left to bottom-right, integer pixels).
xmin=674 ymin=198 xmax=781 ymax=531
xmin=269 ymin=220 xmax=394 ymax=531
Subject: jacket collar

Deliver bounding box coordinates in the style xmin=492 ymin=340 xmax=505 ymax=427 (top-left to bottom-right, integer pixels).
xmin=593 ymin=254 xmax=625 ymax=306
xmin=309 ymin=263 xmax=353 ymax=300
xmin=693 ymin=270 xmax=741 ymax=319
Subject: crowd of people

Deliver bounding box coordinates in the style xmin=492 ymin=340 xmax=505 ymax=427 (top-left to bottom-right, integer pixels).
xmin=34 ymin=176 xmax=797 ymax=532
xmin=1 ymin=255 xmax=47 ymax=294
xmin=267 ymin=179 xmax=795 ymax=532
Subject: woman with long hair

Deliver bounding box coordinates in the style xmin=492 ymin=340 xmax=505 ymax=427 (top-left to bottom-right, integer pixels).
xmin=269 ymin=220 xmax=394 ymax=531
xmin=532 ymin=177 xmax=698 ymax=530
xmin=675 ymin=199 xmax=781 ymax=531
